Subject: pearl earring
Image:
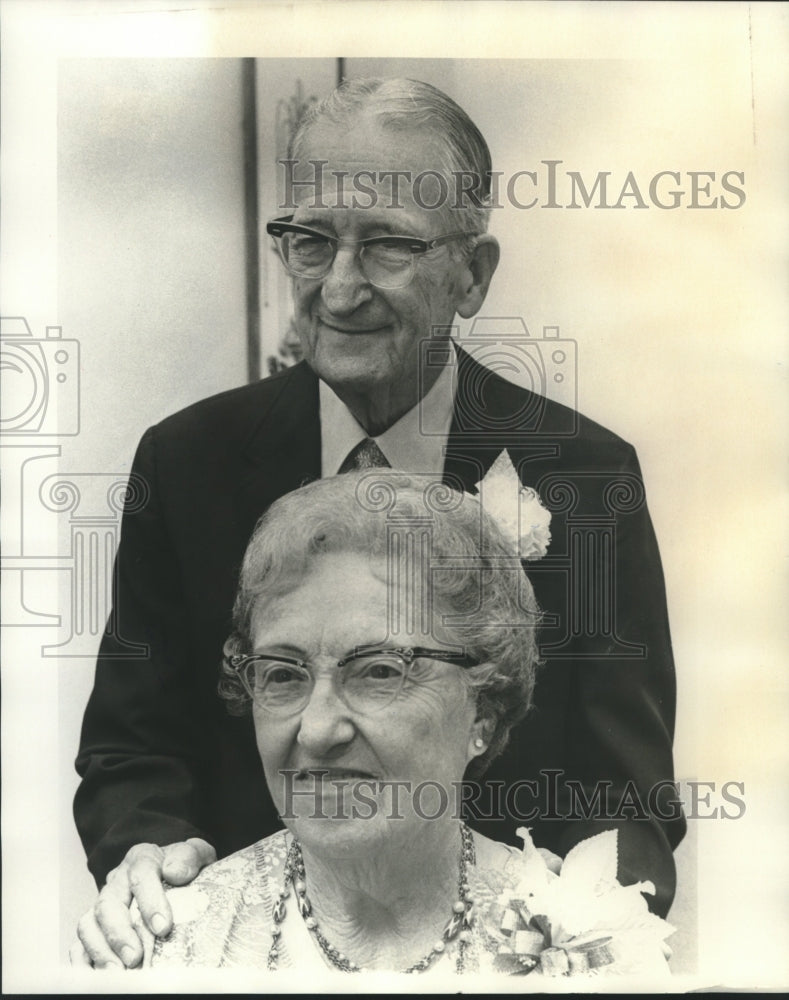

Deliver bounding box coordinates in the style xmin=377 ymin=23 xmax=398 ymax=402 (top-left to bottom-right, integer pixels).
xmin=473 ymin=738 xmax=484 ymax=749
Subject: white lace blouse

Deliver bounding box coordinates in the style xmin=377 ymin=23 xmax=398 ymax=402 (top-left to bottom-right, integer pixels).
xmin=137 ymin=828 xmax=672 ymax=981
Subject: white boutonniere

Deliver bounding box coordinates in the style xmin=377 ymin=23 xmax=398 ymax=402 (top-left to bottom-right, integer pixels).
xmin=475 ymin=450 xmax=552 ymax=560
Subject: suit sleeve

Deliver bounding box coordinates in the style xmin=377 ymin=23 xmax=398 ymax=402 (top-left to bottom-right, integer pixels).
xmin=74 ymin=425 xmax=214 ymax=886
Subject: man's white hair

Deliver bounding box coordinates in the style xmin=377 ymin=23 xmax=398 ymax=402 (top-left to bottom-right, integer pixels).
xmin=289 ymin=76 xmax=494 ymax=255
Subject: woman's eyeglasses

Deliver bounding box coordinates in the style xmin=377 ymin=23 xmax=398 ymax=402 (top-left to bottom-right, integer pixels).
xmin=226 ymin=645 xmax=480 ymax=716
xmin=266 ymin=217 xmax=477 ymax=289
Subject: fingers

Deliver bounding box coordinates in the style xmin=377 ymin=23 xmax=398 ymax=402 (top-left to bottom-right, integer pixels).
xmin=69 ymin=938 xmax=96 ymax=968
xmin=123 ymin=843 xmax=173 ymax=940
xmin=75 ymin=839 xmax=218 ymax=970
xmin=75 ymin=908 xmax=126 ymax=969
xmin=187 ymin=836 xmax=217 ymax=867
xmin=91 ymin=843 xmax=164 ymax=967
xmin=124 ymin=838 xmax=216 ymax=938
xmin=94 ymin=882 xmax=146 ymax=968
xmin=160 ymin=838 xmax=217 ymax=886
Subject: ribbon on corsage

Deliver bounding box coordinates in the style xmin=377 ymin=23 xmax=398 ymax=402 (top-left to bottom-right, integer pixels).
xmin=474 ymin=450 xmax=551 ymax=560
xmin=485 ymin=828 xmax=675 ymax=977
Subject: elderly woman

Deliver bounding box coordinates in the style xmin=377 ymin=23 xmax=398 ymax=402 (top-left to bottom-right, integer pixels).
xmin=130 ymin=469 xmax=672 ymax=977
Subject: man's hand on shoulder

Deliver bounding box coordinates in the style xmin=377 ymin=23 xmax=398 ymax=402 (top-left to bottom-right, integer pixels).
xmin=70 ymin=837 xmax=216 ymax=968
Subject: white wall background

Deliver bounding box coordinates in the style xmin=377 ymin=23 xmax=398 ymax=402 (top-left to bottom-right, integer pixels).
xmin=56 ymin=58 xmax=249 ymax=955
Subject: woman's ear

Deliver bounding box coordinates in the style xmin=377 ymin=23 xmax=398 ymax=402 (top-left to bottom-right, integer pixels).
xmin=468 ymin=716 xmax=491 ymax=760
xmin=455 ymin=235 xmax=500 ymax=319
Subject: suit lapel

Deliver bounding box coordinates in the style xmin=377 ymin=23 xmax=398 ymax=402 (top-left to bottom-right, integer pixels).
xmin=443 ymin=346 xmax=515 ymax=492
xmin=234 ymin=362 xmax=321 ymax=534
xmin=444 ymin=346 xmax=561 ymax=492
xmin=443 ymin=429 xmax=501 ymax=494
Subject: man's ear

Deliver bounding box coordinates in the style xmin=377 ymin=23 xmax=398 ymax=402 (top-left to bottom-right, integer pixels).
xmin=455 ymin=234 xmax=500 ymax=319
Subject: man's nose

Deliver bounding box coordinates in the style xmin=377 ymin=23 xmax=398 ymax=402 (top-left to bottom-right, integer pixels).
xmin=319 ymin=246 xmax=373 ymax=316
xmin=296 ymin=676 xmax=355 ymax=754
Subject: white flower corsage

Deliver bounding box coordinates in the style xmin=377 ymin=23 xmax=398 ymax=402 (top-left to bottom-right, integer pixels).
xmin=485 ymin=827 xmax=675 ymax=978
xmin=475 ymin=450 xmax=552 ymax=560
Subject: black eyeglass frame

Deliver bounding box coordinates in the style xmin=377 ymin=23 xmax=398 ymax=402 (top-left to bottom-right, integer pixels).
xmin=265 ymin=216 xmax=478 ymax=286
xmin=225 ymin=644 xmax=481 ymax=713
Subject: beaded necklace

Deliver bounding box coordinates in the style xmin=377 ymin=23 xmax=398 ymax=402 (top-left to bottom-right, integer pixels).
xmin=267 ymin=823 xmax=476 ymax=974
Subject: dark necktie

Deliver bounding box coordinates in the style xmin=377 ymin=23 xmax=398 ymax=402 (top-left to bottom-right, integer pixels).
xmin=338 ymin=437 xmax=391 ymax=473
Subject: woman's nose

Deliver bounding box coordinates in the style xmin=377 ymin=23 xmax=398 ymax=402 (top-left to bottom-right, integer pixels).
xmin=319 ymin=247 xmax=373 ymax=316
xmin=295 ymin=676 xmax=355 ymax=754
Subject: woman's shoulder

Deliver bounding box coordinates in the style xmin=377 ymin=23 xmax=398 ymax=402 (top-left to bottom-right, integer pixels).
xmin=467 ymin=831 xmax=524 ymax=903
xmin=166 ymin=829 xmax=289 ymax=904
xmin=189 ymin=828 xmax=291 ymax=891
xmin=469 ymin=829 xmax=523 ymax=876
xmin=146 ymin=830 xmax=290 ymax=968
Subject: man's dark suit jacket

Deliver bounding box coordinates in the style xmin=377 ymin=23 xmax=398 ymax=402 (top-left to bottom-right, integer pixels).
xmin=75 ymin=347 xmax=685 ymax=916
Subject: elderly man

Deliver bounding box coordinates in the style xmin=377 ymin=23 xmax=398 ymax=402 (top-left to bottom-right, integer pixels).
xmin=73 ymin=77 xmax=684 ymax=968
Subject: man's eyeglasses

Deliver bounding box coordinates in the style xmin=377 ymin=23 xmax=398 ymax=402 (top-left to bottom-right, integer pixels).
xmin=266 ymin=217 xmax=478 ymax=289
xmin=226 ymin=645 xmax=480 ymax=716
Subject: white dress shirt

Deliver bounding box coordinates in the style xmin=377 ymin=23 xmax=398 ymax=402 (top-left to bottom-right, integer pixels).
xmin=319 ymin=350 xmax=457 ymax=476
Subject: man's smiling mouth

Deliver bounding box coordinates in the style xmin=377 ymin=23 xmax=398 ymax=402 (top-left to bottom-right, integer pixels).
xmin=317 ymin=317 xmax=388 ymax=335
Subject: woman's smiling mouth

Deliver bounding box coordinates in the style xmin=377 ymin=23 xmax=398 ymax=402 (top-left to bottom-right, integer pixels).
xmin=293 ymin=767 xmax=380 ymax=783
